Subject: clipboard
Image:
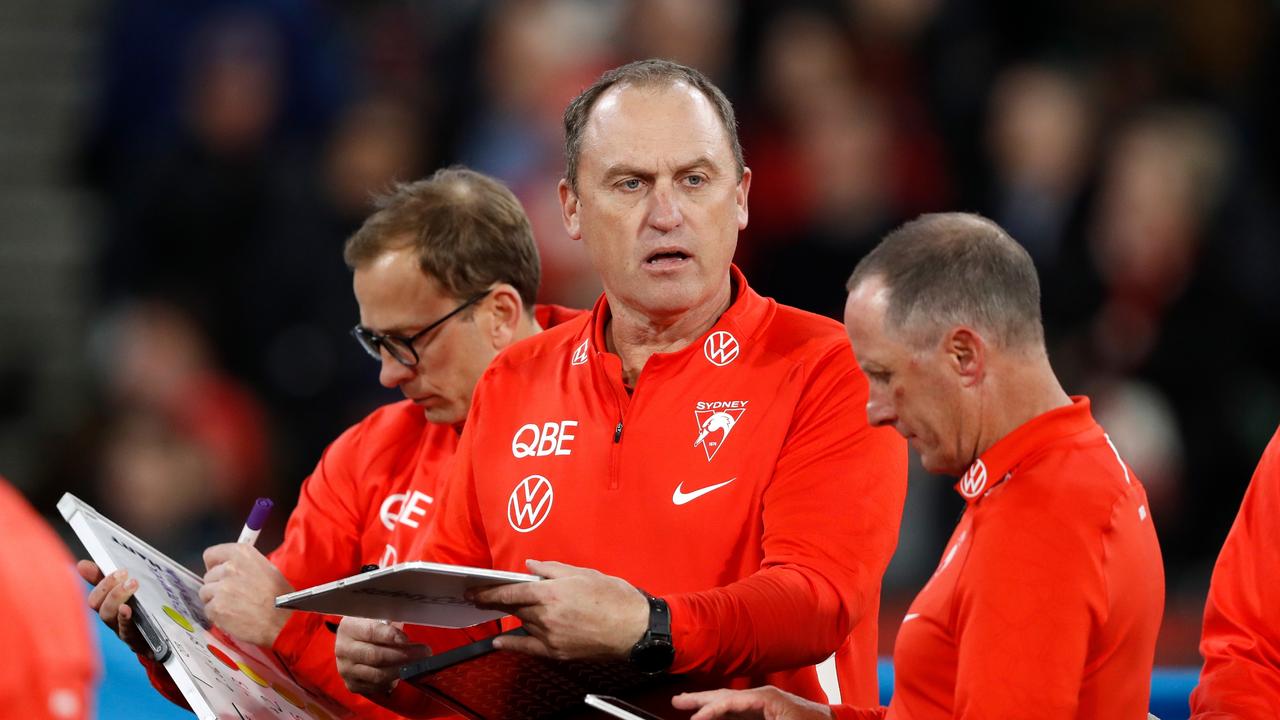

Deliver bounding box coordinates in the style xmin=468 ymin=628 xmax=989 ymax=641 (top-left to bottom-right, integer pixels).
xmin=585 ymin=694 xmax=672 ymax=720
xmin=395 ymin=629 xmax=692 ymax=720
xmin=275 ymin=561 xmax=539 ymax=628
xmin=59 ymin=493 xmax=347 ymax=720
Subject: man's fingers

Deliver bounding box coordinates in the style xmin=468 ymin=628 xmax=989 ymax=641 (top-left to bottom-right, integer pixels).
xmin=86 ymin=571 xmax=119 ymax=611
xmin=202 ymin=562 xmax=234 ymax=585
xmin=340 ymin=617 xmax=416 ymax=647
xmin=524 ymin=559 xmax=591 ymax=579
xmin=202 ymin=542 xmax=240 ymax=571
xmin=490 ymin=632 xmax=552 ymax=658
xmin=687 ymin=693 xmax=766 ymax=720
xmin=675 ymin=688 xmax=830 ymax=720
xmin=673 ymin=690 xmax=739 ymax=710
xmin=198 ymin=582 xmax=216 ymax=606
xmin=673 ymin=689 xmax=764 ymax=715
xmin=468 ymin=581 xmax=543 ymax=609
xmin=366 ymin=620 xmax=415 ymax=647
xmin=354 ymin=640 xmax=431 ymax=668
xmin=76 ymin=560 xmax=103 ymax=585
xmin=99 ymin=576 xmax=137 ymax=623
xmin=116 ymin=603 xmax=137 ymax=638
xmin=96 ymin=571 xmax=135 ymax=617
xmin=340 ymin=663 xmax=401 ymax=695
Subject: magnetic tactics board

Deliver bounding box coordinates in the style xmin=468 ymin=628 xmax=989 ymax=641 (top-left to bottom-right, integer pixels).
xmin=59 ymin=493 xmax=346 ymax=720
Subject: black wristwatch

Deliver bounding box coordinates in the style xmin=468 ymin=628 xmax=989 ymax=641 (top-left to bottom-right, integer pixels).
xmin=629 ymin=592 xmax=675 ymax=674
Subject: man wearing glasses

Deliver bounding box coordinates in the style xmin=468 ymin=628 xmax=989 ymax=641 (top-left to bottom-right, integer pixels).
xmin=79 ymin=167 xmax=580 ymax=718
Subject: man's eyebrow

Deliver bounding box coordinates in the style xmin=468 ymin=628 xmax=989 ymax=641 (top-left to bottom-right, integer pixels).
xmin=601 ymin=164 xmax=654 ymax=182
xmin=676 ymin=157 xmax=720 ymax=174
xmin=363 ymin=321 xmax=424 ymax=336
xmin=601 ymin=157 xmax=723 ymax=182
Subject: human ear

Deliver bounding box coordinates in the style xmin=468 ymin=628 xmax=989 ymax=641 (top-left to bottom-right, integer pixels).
xmin=946 ymin=327 xmax=985 ymax=386
xmin=559 ymin=179 xmax=582 ymax=241
xmin=485 ymin=284 xmax=524 ymax=350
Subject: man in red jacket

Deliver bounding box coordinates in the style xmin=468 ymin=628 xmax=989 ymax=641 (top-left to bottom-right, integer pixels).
xmin=0 ymin=476 xmax=98 ymax=720
xmin=78 ymin=167 xmax=578 ymax=717
xmin=335 ymin=59 xmax=908 ymax=713
xmin=676 ymin=213 xmax=1164 ymax=720
xmin=1190 ymin=424 xmax=1280 ymax=719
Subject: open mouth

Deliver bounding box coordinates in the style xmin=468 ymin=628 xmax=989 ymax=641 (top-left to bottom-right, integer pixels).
xmin=645 ymin=249 xmax=691 ymax=265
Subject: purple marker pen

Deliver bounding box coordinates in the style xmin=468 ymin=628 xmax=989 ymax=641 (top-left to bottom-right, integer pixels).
xmin=237 ymin=497 xmax=273 ymax=546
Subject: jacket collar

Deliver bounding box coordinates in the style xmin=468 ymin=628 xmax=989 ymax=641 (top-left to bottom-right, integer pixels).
xmin=954 ymin=396 xmax=1098 ymax=504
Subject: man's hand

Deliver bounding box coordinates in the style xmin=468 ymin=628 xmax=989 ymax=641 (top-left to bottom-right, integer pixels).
xmin=199 ymin=543 xmax=295 ymax=647
xmin=672 ymin=686 xmax=835 ymax=720
xmin=78 ymin=559 xmax=153 ymax=658
xmin=467 ymin=559 xmax=649 ymax=661
xmin=335 ymin=617 xmax=432 ymax=696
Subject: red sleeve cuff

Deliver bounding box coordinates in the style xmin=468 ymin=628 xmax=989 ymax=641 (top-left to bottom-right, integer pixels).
xmin=829 ymin=703 xmax=887 ymax=720
xmin=663 ymin=592 xmax=712 ymax=674
xmin=271 ymin=609 xmax=326 ymax=666
xmin=138 ymin=654 xmax=191 ymax=710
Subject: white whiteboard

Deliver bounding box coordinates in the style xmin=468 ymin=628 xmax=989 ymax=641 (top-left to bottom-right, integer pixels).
xmin=59 ymin=493 xmax=347 ymax=720
xmin=277 ymin=561 xmax=538 ymax=628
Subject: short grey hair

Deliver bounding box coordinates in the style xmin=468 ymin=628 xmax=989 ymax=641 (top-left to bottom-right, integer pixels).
xmin=846 ymin=213 xmax=1045 ymax=349
xmin=562 ymin=58 xmax=744 ymax=192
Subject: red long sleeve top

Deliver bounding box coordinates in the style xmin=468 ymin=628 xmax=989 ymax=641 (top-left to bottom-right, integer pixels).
xmin=834 ymin=397 xmax=1164 ymax=720
xmin=141 ymin=306 xmax=581 ymax=717
xmin=1191 ymin=424 xmax=1280 ymax=719
xmin=396 ymin=267 xmax=907 ymax=715
xmin=1 ymin=478 xmax=99 ymax=719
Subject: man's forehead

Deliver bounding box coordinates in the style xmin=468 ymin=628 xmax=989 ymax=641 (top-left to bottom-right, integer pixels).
xmin=354 ymin=248 xmax=453 ymax=328
xmin=846 ymin=278 xmax=892 ymax=327
xmin=579 ymin=82 xmax=730 ymax=169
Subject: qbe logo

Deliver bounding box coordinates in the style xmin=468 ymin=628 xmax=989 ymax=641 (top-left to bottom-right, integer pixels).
xmin=958 ymin=460 xmax=988 ymax=499
xmin=508 ymin=475 xmax=554 ymax=532
xmin=511 ymin=421 xmax=578 ymax=458
xmin=379 ymin=490 xmax=434 ymax=530
xmin=703 ymin=331 xmax=740 ymax=367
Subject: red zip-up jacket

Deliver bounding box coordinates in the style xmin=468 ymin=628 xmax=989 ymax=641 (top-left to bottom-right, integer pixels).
xmin=398 ymin=267 xmax=907 ymax=713
xmin=834 ymin=397 xmax=1164 ymax=720
xmin=141 ymin=305 xmax=581 ymax=717
xmin=1191 ymin=424 xmax=1280 ymax=719
xmin=1 ymin=478 xmax=98 ymax=719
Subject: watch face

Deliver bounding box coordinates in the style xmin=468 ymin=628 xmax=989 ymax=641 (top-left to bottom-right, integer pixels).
xmin=631 ymin=639 xmax=675 ymax=674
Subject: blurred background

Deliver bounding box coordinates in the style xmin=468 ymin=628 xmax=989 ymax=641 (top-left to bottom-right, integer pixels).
xmin=1 ymin=0 xmax=1277 ymax=715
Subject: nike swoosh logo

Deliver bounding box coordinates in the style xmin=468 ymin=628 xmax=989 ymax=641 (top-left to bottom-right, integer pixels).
xmin=672 ymin=478 xmax=736 ymax=506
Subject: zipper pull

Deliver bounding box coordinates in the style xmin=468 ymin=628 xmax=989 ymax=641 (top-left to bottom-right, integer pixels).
xmin=613 ymin=421 xmax=623 ymax=443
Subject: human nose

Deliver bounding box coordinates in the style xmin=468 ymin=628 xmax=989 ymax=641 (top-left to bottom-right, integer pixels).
xmin=865 ymin=388 xmax=896 ymax=428
xmin=647 ymin=182 xmax=684 ymax=232
xmin=378 ymin=352 xmax=415 ymax=389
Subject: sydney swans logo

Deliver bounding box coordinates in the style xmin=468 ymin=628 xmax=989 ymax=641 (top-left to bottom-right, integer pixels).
xmin=507 ymin=475 xmax=554 ymax=532
xmin=693 ymin=400 xmax=748 ymax=461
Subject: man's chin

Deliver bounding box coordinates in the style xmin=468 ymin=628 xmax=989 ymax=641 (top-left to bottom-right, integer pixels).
xmin=421 ymin=405 xmax=463 ymax=426
xmin=919 ymin=453 xmax=959 ymax=477
xmin=618 ymin=283 xmax=707 ymax=319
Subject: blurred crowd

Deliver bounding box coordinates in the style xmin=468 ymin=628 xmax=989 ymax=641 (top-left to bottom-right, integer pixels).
xmin=36 ymin=0 xmax=1280 ymax=662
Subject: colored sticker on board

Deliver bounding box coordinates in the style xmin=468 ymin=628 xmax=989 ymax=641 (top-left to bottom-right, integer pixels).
xmin=236 ymin=661 xmax=270 ymax=687
xmin=271 ymin=682 xmax=305 ymax=709
xmin=307 ymin=702 xmax=336 ymax=720
xmin=162 ymin=605 xmax=195 ymax=633
xmin=207 ymin=643 xmax=239 ymax=671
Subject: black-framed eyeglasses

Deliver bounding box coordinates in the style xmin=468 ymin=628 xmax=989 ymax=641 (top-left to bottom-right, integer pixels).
xmin=351 ymin=288 xmax=493 ymax=368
